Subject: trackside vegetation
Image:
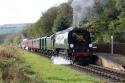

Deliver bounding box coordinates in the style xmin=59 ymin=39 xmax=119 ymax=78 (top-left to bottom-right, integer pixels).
xmin=0 ymin=45 xmax=43 ymax=83
xmin=19 ymin=49 xmax=104 ymax=83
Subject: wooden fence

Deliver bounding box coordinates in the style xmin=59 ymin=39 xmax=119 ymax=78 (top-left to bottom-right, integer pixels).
xmin=95 ymin=43 xmax=125 ymax=55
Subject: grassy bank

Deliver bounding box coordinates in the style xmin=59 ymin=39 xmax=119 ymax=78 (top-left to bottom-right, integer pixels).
xmin=0 ymin=45 xmax=43 ymax=83
xmin=19 ymin=49 xmax=104 ymax=83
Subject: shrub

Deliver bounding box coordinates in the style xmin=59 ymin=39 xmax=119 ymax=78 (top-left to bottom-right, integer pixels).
xmin=0 ymin=45 xmax=43 ymax=83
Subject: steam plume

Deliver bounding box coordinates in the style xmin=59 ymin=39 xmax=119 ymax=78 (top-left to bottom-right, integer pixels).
xmin=71 ymin=0 xmax=95 ymax=27
xmin=70 ymin=0 xmax=107 ymax=27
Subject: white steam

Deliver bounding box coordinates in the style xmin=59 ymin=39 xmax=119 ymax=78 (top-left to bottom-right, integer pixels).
xmin=71 ymin=0 xmax=95 ymax=27
xmin=51 ymin=56 xmax=71 ymax=65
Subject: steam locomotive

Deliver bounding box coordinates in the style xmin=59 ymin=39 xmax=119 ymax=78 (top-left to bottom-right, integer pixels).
xmin=21 ymin=27 xmax=97 ymax=64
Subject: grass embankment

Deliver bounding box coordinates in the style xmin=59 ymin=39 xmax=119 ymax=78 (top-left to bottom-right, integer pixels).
xmin=19 ymin=49 xmax=104 ymax=83
xmin=0 ymin=45 xmax=43 ymax=83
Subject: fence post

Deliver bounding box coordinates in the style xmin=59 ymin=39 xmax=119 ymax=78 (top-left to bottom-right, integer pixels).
xmin=111 ymin=35 xmax=114 ymax=55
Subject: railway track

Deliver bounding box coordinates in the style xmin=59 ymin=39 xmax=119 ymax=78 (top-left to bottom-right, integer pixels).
xmin=71 ymin=64 xmax=125 ymax=82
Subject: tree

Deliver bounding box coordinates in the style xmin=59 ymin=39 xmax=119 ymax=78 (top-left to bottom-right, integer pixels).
xmin=52 ymin=15 xmax=64 ymax=33
xmin=52 ymin=3 xmax=73 ymax=33
xmin=80 ymin=0 xmax=125 ymax=43
xmin=24 ymin=3 xmax=73 ymax=38
xmin=58 ymin=3 xmax=73 ymax=28
xmin=40 ymin=7 xmax=58 ymax=35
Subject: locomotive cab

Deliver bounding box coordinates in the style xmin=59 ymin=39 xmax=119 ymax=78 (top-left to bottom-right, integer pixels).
xmin=68 ymin=28 xmax=92 ymax=64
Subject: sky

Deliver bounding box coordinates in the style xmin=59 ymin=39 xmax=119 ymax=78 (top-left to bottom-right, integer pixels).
xmin=0 ymin=0 xmax=68 ymax=25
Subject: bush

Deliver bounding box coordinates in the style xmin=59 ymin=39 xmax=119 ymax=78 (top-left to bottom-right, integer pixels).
xmin=0 ymin=45 xmax=43 ymax=83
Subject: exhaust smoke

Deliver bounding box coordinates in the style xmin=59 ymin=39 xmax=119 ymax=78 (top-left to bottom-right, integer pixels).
xmin=71 ymin=0 xmax=95 ymax=27
xmin=70 ymin=0 xmax=107 ymax=27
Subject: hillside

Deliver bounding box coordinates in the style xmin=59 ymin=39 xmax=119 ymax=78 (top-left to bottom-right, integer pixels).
xmin=0 ymin=23 xmax=30 ymax=35
xmin=0 ymin=34 xmax=8 ymax=44
xmin=0 ymin=23 xmax=31 ymax=44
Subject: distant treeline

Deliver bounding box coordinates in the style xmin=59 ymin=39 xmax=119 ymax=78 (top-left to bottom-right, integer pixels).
xmin=0 ymin=34 xmax=7 ymax=44
xmin=23 ymin=3 xmax=73 ymax=38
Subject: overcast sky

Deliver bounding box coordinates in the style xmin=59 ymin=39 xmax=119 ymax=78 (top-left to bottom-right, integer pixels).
xmin=0 ymin=0 xmax=68 ymax=25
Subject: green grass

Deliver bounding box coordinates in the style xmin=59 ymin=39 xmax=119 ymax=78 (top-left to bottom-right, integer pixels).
xmin=18 ymin=49 xmax=104 ymax=83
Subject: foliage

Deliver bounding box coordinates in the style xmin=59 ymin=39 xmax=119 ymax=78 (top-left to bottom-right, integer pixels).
xmin=25 ymin=7 xmax=58 ymax=38
xmin=52 ymin=3 xmax=73 ymax=33
xmin=4 ymin=33 xmax=21 ymax=45
xmin=24 ymin=3 xmax=73 ymax=38
xmin=23 ymin=0 xmax=125 ymax=43
xmin=52 ymin=15 xmax=64 ymax=33
xmin=57 ymin=3 xmax=73 ymax=30
xmin=80 ymin=0 xmax=125 ymax=43
xmin=0 ymin=45 xmax=43 ymax=83
xmin=40 ymin=7 xmax=58 ymax=35
xmin=0 ymin=34 xmax=8 ymax=44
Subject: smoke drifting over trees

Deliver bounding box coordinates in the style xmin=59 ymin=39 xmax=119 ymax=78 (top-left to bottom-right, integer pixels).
xmin=71 ymin=0 xmax=95 ymax=26
xmin=70 ymin=0 xmax=106 ymax=27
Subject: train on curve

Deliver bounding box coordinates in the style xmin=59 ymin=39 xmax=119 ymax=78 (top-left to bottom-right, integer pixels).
xmin=21 ymin=27 xmax=98 ymax=65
